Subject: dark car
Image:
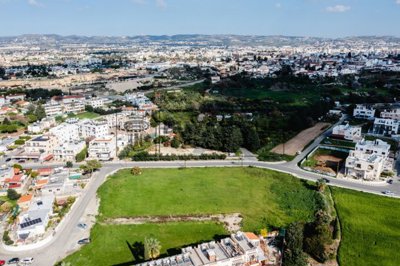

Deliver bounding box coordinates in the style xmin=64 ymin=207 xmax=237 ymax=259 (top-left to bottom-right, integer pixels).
xmin=18 ymin=159 xmax=26 ymax=163
xmin=7 ymin=258 xmax=19 ymax=264
xmin=387 ymin=179 xmax=394 ymax=184
xmin=5 ymin=158 xmax=11 ymax=162
xmin=78 ymin=238 xmax=91 ymax=245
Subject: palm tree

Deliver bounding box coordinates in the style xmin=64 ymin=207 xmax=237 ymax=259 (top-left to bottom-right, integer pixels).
xmin=145 ymin=237 xmax=161 ymax=260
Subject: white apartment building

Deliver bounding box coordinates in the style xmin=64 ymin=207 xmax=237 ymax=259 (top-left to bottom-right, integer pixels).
xmin=137 ymin=231 xmax=272 ymax=266
xmin=24 ymin=135 xmax=59 ymax=161
xmin=372 ymin=118 xmax=400 ymax=136
xmin=53 ymin=141 xmax=85 ymax=162
xmin=88 ymin=135 xmax=116 ymax=161
xmin=44 ymin=95 xmax=85 ymax=116
xmin=78 ymin=119 xmax=109 ymax=139
xmin=345 ymin=139 xmax=392 ymax=181
xmin=353 ymin=104 xmax=375 ymax=120
xmin=332 ymin=124 xmax=362 ymax=141
xmin=85 ymin=97 xmax=107 ymax=109
xmin=27 ymin=117 xmax=57 ymax=134
xmin=49 ymin=123 xmax=80 ymax=143
xmin=381 ymin=109 xmax=400 ymax=120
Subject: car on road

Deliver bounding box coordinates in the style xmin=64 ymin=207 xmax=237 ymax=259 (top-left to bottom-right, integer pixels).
xmin=21 ymin=257 xmax=34 ymax=264
xmin=17 ymin=159 xmax=26 ymax=163
xmin=7 ymin=258 xmax=19 ymax=264
xmin=0 ymin=259 xmax=5 ymax=266
xmin=78 ymin=238 xmax=91 ymax=245
xmin=5 ymin=158 xmax=11 ymax=162
xmin=77 ymin=223 xmax=87 ymax=229
xmin=387 ymin=179 xmax=393 ymax=184
xmin=382 ymin=190 xmax=395 ymax=196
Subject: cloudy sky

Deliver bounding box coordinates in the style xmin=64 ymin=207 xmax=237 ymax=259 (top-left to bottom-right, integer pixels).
xmin=0 ymin=0 xmax=399 ymax=37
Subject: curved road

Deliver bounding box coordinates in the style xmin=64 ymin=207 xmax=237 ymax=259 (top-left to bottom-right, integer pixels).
xmin=1 ymin=117 xmax=399 ymax=265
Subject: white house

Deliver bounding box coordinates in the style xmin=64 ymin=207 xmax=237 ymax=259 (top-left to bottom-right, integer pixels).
xmin=88 ymin=135 xmax=116 ymax=161
xmin=372 ymin=118 xmax=400 ymax=136
xmin=353 ymin=104 xmax=375 ymax=120
xmin=17 ymin=195 xmax=55 ymax=240
xmin=381 ymin=108 xmax=400 ymax=120
xmin=332 ymin=124 xmax=362 ymax=141
xmin=345 ymin=139 xmax=393 ymax=181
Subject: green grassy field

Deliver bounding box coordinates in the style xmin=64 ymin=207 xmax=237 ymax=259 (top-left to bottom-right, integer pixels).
xmin=332 ymin=188 xmax=400 ymax=266
xmin=98 ymin=167 xmax=318 ymax=230
xmin=75 ymin=112 xmax=101 ymax=120
xmin=63 ymin=222 xmax=226 ymax=266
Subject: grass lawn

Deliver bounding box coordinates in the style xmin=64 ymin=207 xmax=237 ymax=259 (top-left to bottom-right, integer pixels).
xmin=98 ymin=167 xmax=318 ymax=230
xmin=75 ymin=112 xmax=101 ymax=120
xmin=332 ymin=188 xmax=400 ymax=266
xmin=63 ymin=222 xmax=226 ymax=266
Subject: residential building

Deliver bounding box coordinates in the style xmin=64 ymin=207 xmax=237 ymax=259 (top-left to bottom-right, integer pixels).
xmin=0 ymin=167 xmax=28 ymax=194
xmin=17 ymin=195 xmax=55 ymax=240
xmin=44 ymin=95 xmax=85 ymax=116
xmin=136 ymin=231 xmax=275 ymax=266
xmin=78 ymin=119 xmax=109 ymax=139
xmin=372 ymin=118 xmax=400 ymax=136
xmin=53 ymin=141 xmax=86 ymax=162
xmin=27 ymin=117 xmax=57 ymax=134
xmin=353 ymin=104 xmax=375 ymax=120
xmin=331 ymin=123 xmax=362 ymax=141
xmin=17 ymin=194 xmax=33 ymax=211
xmin=23 ymin=135 xmax=59 ymax=161
xmin=381 ymin=108 xmax=400 ymax=120
xmin=345 ymin=139 xmax=393 ymax=181
xmin=88 ymin=135 xmax=116 ymax=161
xmin=49 ymin=123 xmax=80 ymax=143
xmin=84 ymin=97 xmax=109 ymax=109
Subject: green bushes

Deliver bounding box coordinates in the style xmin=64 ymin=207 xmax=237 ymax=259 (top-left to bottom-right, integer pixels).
xmin=14 ymin=139 xmax=26 ymax=145
xmin=75 ymin=147 xmax=87 ymax=162
xmin=2 ymin=231 xmax=14 ymax=245
xmin=7 ymin=189 xmax=20 ymax=200
xmin=132 ymin=151 xmax=226 ymax=161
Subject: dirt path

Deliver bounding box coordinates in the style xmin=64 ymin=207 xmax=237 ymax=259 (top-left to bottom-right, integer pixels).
xmin=102 ymin=213 xmax=242 ymax=233
xmin=272 ymin=122 xmax=331 ymax=156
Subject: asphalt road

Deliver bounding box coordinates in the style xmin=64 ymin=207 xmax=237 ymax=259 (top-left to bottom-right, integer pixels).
xmin=1 ymin=115 xmax=400 ymax=265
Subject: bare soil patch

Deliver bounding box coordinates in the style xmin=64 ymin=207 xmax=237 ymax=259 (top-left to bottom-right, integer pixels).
xmin=272 ymin=122 xmax=330 ymax=156
xmin=103 ymin=213 xmax=242 ymax=233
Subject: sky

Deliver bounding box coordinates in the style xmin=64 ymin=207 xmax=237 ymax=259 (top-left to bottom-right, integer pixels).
xmin=0 ymin=0 xmax=400 ymax=37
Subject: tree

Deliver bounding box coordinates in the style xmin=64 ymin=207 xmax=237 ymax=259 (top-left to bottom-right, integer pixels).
xmin=1 ymin=202 xmax=13 ymax=212
xmin=34 ymin=104 xmax=46 ymax=121
xmin=7 ymin=189 xmax=20 ymax=200
xmin=12 ymin=164 xmax=23 ymax=170
xmin=131 ymin=166 xmax=142 ymax=176
xmin=144 ymin=237 xmax=161 ymax=260
xmin=75 ymin=147 xmax=87 ymax=162
xmin=171 ymin=137 xmax=181 ymax=148
xmin=283 ymin=222 xmax=307 ymax=266
xmin=65 ymin=161 xmax=73 ymax=168
xmin=30 ymin=171 xmax=39 ymax=179
xmin=80 ymin=160 xmax=102 ymax=176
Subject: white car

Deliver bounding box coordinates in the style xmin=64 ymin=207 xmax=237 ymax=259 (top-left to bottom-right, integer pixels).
xmin=21 ymin=257 xmax=34 ymax=264
xmin=382 ymin=190 xmax=395 ymax=196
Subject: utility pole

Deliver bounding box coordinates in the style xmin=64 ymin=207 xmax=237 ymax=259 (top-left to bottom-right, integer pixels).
xmin=115 ymin=112 xmax=118 ymax=160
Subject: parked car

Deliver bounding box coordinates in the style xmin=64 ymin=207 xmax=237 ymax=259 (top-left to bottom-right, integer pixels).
xmin=382 ymin=190 xmax=395 ymax=196
xmin=7 ymin=258 xmax=19 ymax=264
xmin=387 ymin=179 xmax=393 ymax=184
xmin=0 ymin=259 xmax=5 ymax=266
xmin=77 ymin=223 xmax=87 ymax=229
xmin=21 ymin=257 xmax=34 ymax=264
xmin=78 ymin=238 xmax=91 ymax=245
xmin=5 ymin=158 xmax=11 ymax=162
xmin=17 ymin=159 xmax=26 ymax=163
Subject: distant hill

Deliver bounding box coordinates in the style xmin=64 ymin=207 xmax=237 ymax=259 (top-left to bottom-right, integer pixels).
xmin=0 ymin=34 xmax=399 ymax=47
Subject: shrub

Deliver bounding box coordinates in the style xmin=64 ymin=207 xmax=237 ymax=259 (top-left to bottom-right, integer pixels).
xmin=2 ymin=230 xmax=14 ymax=245
xmin=7 ymin=189 xmax=20 ymax=200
